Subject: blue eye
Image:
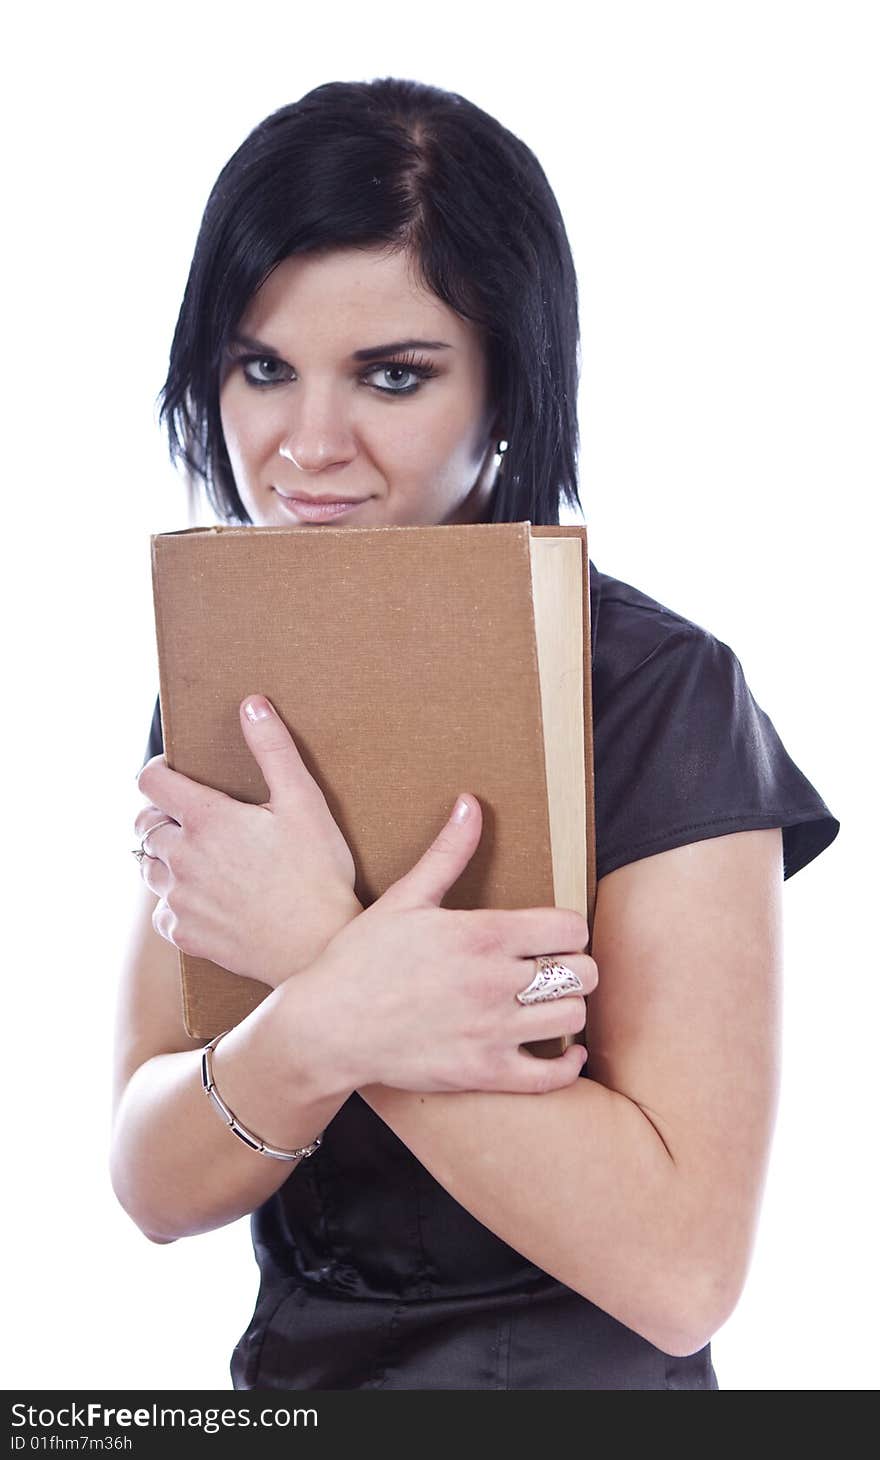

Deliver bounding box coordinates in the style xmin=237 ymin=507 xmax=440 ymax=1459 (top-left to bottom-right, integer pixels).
xmin=240 ymin=356 xmax=293 ymax=386
xmin=365 ymin=353 xmax=439 ymax=394
xmin=366 ymin=363 xmax=422 ymax=393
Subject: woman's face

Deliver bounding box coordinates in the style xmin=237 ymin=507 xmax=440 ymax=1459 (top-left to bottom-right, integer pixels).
xmin=219 ymin=246 xmax=502 ymax=528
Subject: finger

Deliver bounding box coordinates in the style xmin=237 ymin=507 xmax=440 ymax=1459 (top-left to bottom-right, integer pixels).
xmin=504 ymin=1042 xmax=588 ymax=1094
xmin=140 ymin=855 xmax=172 ymax=899
xmin=133 ymin=804 xmax=180 ymax=839
xmin=515 ymin=992 xmax=588 ymax=1043
xmin=135 ymin=756 xmax=219 ymax=825
xmin=151 ymin=898 xmax=176 ymax=947
xmin=133 ymin=803 xmax=182 ymax=848
xmin=377 ymin=794 xmax=483 ymax=913
xmin=487 ymin=906 xmax=591 ymax=959
xmin=138 ymin=819 xmax=181 ymax=863
xmin=239 ymin=695 xmax=317 ymax=806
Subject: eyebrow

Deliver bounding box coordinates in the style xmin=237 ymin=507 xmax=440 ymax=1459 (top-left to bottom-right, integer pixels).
xmin=228 ymin=333 xmax=453 ymax=361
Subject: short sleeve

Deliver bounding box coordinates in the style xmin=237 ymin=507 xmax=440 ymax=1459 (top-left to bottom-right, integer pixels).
xmin=141 ymin=693 xmax=164 ymax=770
xmin=593 ymin=628 xmax=840 ymax=882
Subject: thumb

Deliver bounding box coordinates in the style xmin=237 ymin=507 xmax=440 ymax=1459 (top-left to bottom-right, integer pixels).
xmin=240 ymin=695 xmax=311 ymax=804
xmin=379 ymin=795 xmax=482 ymax=912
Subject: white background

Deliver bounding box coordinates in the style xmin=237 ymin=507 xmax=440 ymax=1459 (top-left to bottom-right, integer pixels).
xmin=2 ymin=0 xmax=874 ymax=1391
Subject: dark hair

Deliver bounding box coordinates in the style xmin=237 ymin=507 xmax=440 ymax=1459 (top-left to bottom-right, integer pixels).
xmin=159 ymin=77 xmax=584 ymax=528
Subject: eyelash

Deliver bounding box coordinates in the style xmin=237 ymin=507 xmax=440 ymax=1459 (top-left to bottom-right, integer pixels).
xmin=233 ymin=350 xmax=440 ymax=396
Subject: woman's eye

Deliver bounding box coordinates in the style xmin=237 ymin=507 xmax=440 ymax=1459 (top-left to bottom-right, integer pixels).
xmin=364 ymin=357 xmax=438 ymax=394
xmin=366 ymin=364 xmax=421 ymax=393
xmin=241 ymin=356 xmax=293 ymax=386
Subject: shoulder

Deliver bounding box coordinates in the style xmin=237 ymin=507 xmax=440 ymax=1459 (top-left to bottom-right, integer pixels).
xmin=589 ymin=557 xmax=732 ymax=699
xmin=587 ymin=558 xmax=840 ymax=882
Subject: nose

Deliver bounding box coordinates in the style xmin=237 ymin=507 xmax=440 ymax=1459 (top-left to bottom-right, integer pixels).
xmin=277 ymin=386 xmax=357 ymax=474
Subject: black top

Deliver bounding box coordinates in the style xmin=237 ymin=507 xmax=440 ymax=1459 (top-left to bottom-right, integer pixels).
xmin=140 ymin=558 xmax=840 ymax=1390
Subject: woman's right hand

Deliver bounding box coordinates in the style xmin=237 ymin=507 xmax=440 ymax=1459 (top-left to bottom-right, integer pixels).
xmin=304 ymin=793 xmax=598 ymax=1096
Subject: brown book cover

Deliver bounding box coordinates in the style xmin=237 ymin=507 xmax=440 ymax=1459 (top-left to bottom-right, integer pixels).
xmin=150 ymin=521 xmax=596 ymax=1059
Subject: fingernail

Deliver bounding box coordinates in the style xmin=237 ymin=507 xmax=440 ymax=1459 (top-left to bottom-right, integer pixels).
xmin=244 ymin=697 xmax=273 ymax=723
xmin=451 ymin=796 xmax=470 ymax=823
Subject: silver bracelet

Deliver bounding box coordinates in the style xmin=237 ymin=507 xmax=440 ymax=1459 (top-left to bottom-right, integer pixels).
xmin=200 ymin=1029 xmax=324 ymax=1162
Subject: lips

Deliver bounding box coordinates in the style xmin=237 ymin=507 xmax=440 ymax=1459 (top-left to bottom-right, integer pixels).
xmin=275 ymin=490 xmax=367 ymax=505
xmin=273 ymin=489 xmax=369 ymax=522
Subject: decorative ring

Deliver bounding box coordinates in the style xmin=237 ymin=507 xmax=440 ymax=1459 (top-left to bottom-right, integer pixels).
xmin=516 ymin=955 xmax=584 ymax=1005
xmin=131 ymin=815 xmax=178 ymax=864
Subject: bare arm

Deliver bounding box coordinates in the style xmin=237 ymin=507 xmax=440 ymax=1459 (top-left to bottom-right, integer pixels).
xmin=357 ymin=829 xmax=784 ymax=1358
xmin=109 ymin=882 xmax=358 ymax=1243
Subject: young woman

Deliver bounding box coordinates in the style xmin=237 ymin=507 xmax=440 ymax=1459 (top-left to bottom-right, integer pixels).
xmin=111 ymin=77 xmax=840 ymax=1391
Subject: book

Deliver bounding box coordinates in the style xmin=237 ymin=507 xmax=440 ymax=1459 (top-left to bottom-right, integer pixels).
xmin=149 ymin=520 xmax=596 ymax=1057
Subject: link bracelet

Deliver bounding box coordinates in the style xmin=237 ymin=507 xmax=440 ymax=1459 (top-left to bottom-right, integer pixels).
xmin=200 ymin=1029 xmax=325 ymax=1161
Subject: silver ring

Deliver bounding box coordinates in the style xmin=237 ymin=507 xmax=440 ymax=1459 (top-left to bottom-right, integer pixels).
xmin=516 ymin=956 xmax=584 ymax=1005
xmin=131 ymin=816 xmax=177 ymax=864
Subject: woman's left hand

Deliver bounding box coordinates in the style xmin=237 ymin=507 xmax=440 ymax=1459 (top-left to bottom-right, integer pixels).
xmin=134 ymin=694 xmax=362 ymax=988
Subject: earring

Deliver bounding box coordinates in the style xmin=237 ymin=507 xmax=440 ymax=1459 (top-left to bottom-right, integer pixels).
xmin=496 ymin=439 xmax=509 ymax=456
